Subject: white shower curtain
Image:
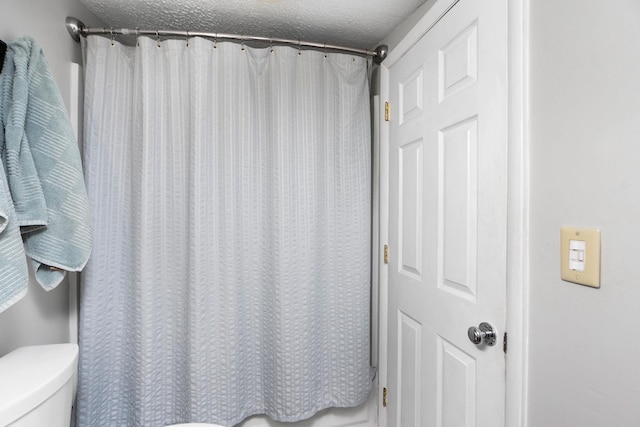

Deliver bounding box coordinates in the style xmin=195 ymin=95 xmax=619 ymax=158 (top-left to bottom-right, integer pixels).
xmin=76 ymin=35 xmax=372 ymax=427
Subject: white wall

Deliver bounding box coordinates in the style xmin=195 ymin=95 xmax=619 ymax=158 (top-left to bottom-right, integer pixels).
xmin=528 ymin=0 xmax=640 ymax=425
xmin=0 ymin=0 xmax=101 ymax=357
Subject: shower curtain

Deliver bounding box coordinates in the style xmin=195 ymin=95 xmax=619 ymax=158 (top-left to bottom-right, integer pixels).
xmin=76 ymin=35 xmax=372 ymax=427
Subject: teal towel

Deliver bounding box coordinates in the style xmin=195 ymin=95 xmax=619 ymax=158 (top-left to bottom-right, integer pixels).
xmin=0 ymin=37 xmax=92 ymax=291
xmin=0 ymin=155 xmax=29 ymax=313
xmin=0 ymin=40 xmax=47 ymax=232
xmin=0 ymin=45 xmax=29 ymax=313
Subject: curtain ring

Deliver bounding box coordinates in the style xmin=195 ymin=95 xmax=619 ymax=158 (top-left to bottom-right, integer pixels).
xmin=298 ymin=40 xmax=301 ymax=56
xmin=156 ymin=30 xmax=161 ymax=48
xmin=270 ymin=38 xmax=273 ymax=53
xmin=186 ymin=30 xmax=189 ymax=47
xmin=214 ymin=33 xmax=218 ymax=49
xmin=324 ymin=43 xmax=327 ymax=58
xmin=241 ymin=36 xmax=245 ymax=51
xmin=135 ymin=28 xmax=140 ymax=46
xmin=110 ymin=27 xmax=115 ymax=46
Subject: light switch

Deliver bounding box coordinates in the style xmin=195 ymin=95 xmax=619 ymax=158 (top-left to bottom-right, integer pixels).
xmin=561 ymin=227 xmax=600 ymax=288
xmin=569 ymin=239 xmax=586 ymax=272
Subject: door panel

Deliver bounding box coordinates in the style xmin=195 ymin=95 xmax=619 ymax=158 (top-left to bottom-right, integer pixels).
xmin=440 ymin=117 xmax=478 ymax=300
xmin=437 ymin=336 xmax=476 ymax=427
xmin=386 ymin=0 xmax=508 ymax=426
xmin=398 ymin=310 xmax=422 ymax=427
xmin=398 ymin=138 xmax=424 ymax=279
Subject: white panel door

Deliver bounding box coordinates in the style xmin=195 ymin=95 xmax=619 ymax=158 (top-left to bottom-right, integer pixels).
xmin=385 ymin=0 xmax=508 ymax=426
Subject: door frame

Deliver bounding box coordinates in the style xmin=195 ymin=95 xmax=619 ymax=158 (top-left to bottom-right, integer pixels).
xmin=375 ymin=1 xmax=530 ymax=426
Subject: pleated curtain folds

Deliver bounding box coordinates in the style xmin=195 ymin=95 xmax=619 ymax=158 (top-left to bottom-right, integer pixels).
xmin=76 ymin=35 xmax=372 ymax=427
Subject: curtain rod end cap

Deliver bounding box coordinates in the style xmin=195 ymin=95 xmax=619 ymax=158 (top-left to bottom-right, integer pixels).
xmin=373 ymin=45 xmax=388 ymax=64
xmin=66 ymin=17 xmax=85 ymax=43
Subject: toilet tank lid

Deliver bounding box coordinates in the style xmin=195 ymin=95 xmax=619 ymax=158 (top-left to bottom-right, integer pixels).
xmin=0 ymin=344 xmax=78 ymax=426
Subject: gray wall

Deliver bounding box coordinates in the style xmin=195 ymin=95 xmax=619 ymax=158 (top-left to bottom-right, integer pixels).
xmin=528 ymin=0 xmax=640 ymax=425
xmin=0 ymin=0 xmax=100 ymax=357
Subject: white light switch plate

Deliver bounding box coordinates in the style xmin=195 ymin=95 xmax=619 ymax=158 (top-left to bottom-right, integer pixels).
xmin=561 ymin=227 xmax=601 ymax=288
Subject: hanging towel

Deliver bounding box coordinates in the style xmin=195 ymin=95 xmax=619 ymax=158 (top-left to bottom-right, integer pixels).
xmin=0 ymin=37 xmax=92 ymax=291
xmin=0 ymin=155 xmax=29 ymax=313
xmin=0 ymin=39 xmax=47 ymax=231
xmin=0 ymin=42 xmax=29 ymax=313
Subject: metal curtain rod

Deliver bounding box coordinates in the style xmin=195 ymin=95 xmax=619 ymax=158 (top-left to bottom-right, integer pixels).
xmin=66 ymin=17 xmax=388 ymax=64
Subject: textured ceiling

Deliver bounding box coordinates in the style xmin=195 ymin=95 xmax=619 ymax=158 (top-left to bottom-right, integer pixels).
xmin=79 ymin=0 xmax=428 ymax=49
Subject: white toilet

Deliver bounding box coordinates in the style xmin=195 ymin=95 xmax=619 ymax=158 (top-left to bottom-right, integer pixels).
xmin=0 ymin=343 xmax=78 ymax=427
xmin=0 ymin=343 xmax=225 ymax=427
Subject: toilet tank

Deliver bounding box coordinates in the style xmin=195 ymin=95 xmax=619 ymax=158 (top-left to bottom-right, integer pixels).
xmin=0 ymin=344 xmax=78 ymax=427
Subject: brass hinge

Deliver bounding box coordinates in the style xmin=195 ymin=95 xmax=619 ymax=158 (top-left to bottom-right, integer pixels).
xmin=384 ymin=244 xmax=389 ymax=264
xmin=503 ymin=332 xmax=508 ymax=353
xmin=383 ymin=387 xmax=388 ymax=407
xmin=384 ymin=101 xmax=390 ymax=122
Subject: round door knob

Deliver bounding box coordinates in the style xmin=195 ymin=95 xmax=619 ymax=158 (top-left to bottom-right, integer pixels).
xmin=467 ymin=322 xmax=496 ymax=346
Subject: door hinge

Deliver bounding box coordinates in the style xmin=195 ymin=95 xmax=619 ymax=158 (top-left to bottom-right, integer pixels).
xmin=382 ymin=387 xmax=388 ymax=407
xmin=503 ymin=332 xmax=508 ymax=353
xmin=384 ymin=101 xmax=390 ymax=122
xmin=384 ymin=244 xmax=389 ymax=264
